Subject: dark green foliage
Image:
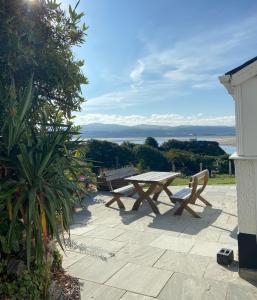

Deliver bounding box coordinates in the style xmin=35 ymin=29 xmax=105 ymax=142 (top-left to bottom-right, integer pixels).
xmin=161 ymin=139 xmax=226 ymax=156
xmin=144 ymin=137 xmax=159 ymax=148
xmin=84 ymin=139 xmax=135 ymax=170
xmin=51 ymin=249 xmax=63 ymax=272
xmin=0 ymin=210 xmax=24 ymax=256
xmin=0 ymin=78 xmax=91 ymax=271
xmin=0 ymin=1 xmax=90 ymax=297
xmin=165 ymin=150 xmax=231 ymax=175
xmin=120 ymin=141 xmax=136 ymax=150
xmin=84 ymin=139 xmax=231 ymax=175
xmin=0 ymin=259 xmax=50 ymax=300
xmin=214 ymin=155 xmax=234 ymax=174
xmin=0 ymin=0 xmax=88 ymax=124
xmin=165 ymin=150 xmax=199 ymax=175
xmin=134 ymin=145 xmax=169 ymax=171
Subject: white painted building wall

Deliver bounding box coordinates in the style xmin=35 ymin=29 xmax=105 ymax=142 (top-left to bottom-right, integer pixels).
xmin=220 ymin=61 xmax=257 ymax=239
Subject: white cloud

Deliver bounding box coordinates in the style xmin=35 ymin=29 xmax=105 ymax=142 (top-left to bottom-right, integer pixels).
xmin=83 ymin=83 xmax=189 ymax=111
xmin=85 ymin=16 xmax=257 ymax=114
xmin=75 ymin=113 xmax=235 ymax=127
xmin=128 ymin=16 xmax=257 ymax=91
xmin=130 ymin=60 xmax=145 ymax=82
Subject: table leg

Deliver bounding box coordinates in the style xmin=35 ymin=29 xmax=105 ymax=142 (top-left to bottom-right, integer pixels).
xmin=152 ymin=185 xmax=162 ymax=201
xmin=132 ymin=183 xmax=160 ymax=214
xmin=152 ymin=178 xmax=176 ymax=201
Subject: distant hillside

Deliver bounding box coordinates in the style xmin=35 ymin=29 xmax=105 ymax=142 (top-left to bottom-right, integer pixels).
xmin=80 ymin=123 xmax=235 ymax=138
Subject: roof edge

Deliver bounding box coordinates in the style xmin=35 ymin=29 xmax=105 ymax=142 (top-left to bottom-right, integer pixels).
xmin=225 ymin=56 xmax=257 ymax=75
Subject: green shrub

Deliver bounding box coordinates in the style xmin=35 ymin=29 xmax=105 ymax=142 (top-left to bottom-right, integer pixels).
xmin=0 ymin=260 xmax=50 ymax=300
xmin=165 ymin=150 xmax=230 ymax=176
xmin=0 ymin=78 xmax=89 ymax=270
xmin=84 ymin=139 xmax=135 ymax=170
xmin=51 ymin=249 xmax=63 ymax=272
xmin=134 ymin=145 xmax=169 ymax=171
xmin=161 ymin=139 xmax=226 ymax=156
xmin=144 ymin=137 xmax=159 ymax=148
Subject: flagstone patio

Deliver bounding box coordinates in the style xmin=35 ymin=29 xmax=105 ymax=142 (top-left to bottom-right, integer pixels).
xmin=62 ymin=185 xmax=257 ymax=299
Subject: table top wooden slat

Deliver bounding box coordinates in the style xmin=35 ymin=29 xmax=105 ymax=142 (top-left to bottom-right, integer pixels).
xmin=125 ymin=171 xmax=180 ymax=183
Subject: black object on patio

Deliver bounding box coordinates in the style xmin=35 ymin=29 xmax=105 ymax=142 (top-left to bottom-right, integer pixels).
xmin=217 ymin=248 xmax=234 ymax=266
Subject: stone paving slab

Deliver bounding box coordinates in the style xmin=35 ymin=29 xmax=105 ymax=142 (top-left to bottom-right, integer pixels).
xmin=180 ymin=228 xmax=221 ymax=242
xmin=154 ymin=250 xmax=211 ymax=278
xmin=150 ymin=235 xmax=195 ymax=253
xmin=106 ymin=263 xmax=172 ymax=297
xmin=114 ymin=244 xmax=165 ymax=267
xmin=114 ymin=230 xmax=160 ymax=245
xmin=226 ymin=284 xmax=257 ymax=300
xmin=62 ymin=250 xmax=85 ymax=269
xmin=68 ymin=255 xmax=126 ymax=283
xmin=69 ymin=224 xmax=97 ymax=235
xmin=82 ymin=225 xmax=125 ymax=240
xmin=158 ymin=272 xmax=228 ymax=300
xmin=190 ymin=240 xmax=237 ymax=257
xmin=70 ymin=234 xmax=126 ymax=253
xmin=61 ymin=185 xmax=257 ymax=299
xmin=80 ymin=280 xmax=125 ymax=300
xmin=204 ymin=260 xmax=240 ymax=282
xmin=121 ymin=292 xmax=156 ymax=299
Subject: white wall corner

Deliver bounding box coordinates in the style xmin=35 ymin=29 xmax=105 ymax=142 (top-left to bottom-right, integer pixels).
xmin=219 ymin=75 xmax=235 ymax=96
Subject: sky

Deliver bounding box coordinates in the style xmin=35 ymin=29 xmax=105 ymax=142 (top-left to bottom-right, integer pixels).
xmin=63 ymin=0 xmax=257 ymax=127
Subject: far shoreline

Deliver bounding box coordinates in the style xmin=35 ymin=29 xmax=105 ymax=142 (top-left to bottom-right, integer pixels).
xmin=83 ymin=135 xmax=236 ymax=146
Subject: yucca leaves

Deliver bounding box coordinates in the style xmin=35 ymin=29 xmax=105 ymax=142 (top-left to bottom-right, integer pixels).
xmin=2 ymin=77 xmax=33 ymax=155
xmin=0 ymin=78 xmax=87 ymax=268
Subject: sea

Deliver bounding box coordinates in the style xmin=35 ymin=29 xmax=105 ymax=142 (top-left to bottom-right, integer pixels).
xmin=88 ymin=136 xmax=236 ymax=155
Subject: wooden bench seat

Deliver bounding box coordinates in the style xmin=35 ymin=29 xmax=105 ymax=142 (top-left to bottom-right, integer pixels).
xmin=104 ymin=167 xmax=144 ymax=209
xmin=112 ymin=183 xmax=144 ymax=195
xmin=170 ymin=169 xmax=211 ymax=218
xmin=171 ymin=187 xmax=192 ymax=199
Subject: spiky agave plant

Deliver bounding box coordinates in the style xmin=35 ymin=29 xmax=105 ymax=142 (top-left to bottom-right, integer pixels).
xmin=0 ymin=77 xmax=86 ymax=267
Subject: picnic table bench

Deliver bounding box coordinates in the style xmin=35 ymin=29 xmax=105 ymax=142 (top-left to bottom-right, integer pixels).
xmin=104 ymin=167 xmax=145 ymax=209
xmin=125 ymin=171 xmax=180 ymax=214
xmin=170 ymin=169 xmax=211 ymax=218
xmin=97 ymin=166 xmax=138 ymax=191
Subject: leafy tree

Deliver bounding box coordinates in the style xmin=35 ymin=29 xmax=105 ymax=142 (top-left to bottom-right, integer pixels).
xmin=84 ymin=140 xmax=135 ymax=170
xmin=161 ymin=139 xmax=225 ymax=156
xmin=0 ymin=0 xmax=88 ymax=125
xmin=133 ymin=145 xmax=169 ymax=171
xmin=214 ymin=154 xmax=234 ymax=174
xmin=144 ymin=137 xmax=159 ymax=148
xmin=165 ymin=150 xmax=199 ymax=175
xmin=121 ymin=141 xmax=136 ymax=150
xmin=0 ymin=1 xmax=92 ymax=295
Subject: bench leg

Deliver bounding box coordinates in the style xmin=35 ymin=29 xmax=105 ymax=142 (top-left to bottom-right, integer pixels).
xmin=198 ymin=195 xmax=212 ymax=207
xmin=173 ymin=205 xmax=184 ymax=216
xmin=105 ymin=195 xmax=125 ymax=209
xmin=173 ymin=203 xmax=200 ymax=218
xmin=132 ymin=183 xmax=160 ymax=214
xmin=184 ymin=206 xmax=200 ymax=218
xmin=153 ymin=178 xmax=175 ymax=201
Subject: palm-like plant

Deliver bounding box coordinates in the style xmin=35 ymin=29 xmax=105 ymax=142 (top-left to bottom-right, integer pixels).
xmin=0 ymin=77 xmax=87 ymax=267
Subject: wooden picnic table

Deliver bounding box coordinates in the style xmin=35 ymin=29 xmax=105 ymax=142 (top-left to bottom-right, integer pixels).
xmin=125 ymin=171 xmax=180 ymax=214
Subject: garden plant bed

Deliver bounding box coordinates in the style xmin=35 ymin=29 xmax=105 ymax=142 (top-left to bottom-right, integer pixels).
xmin=49 ymin=269 xmax=81 ymax=300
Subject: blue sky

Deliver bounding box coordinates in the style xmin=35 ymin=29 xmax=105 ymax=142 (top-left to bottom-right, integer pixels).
xmin=63 ymin=0 xmax=257 ymax=126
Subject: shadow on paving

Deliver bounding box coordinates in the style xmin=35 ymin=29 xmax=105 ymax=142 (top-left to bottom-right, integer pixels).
xmin=106 ymin=196 xmax=227 ymax=237
xmin=71 ymin=191 xmax=104 ymax=226
xmin=148 ymin=205 xmax=223 ymax=236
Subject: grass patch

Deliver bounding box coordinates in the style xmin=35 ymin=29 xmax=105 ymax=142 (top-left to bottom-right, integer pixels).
xmin=171 ymin=174 xmax=235 ymax=186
